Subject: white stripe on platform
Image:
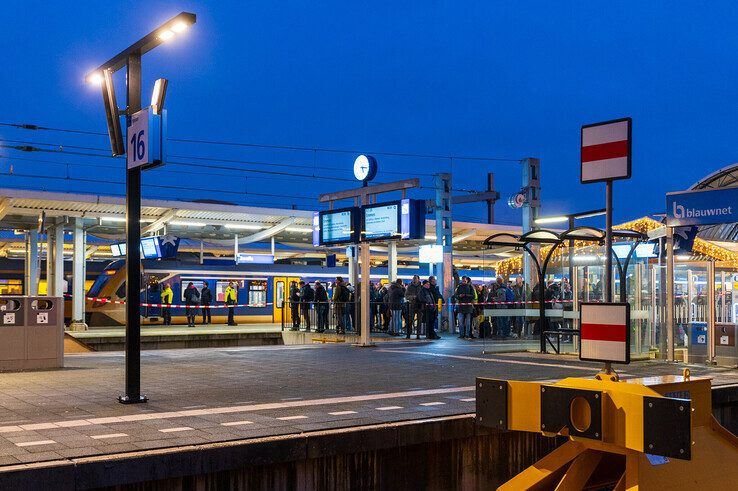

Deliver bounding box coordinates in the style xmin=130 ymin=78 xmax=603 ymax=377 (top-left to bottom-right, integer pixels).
xmin=419 ymin=402 xmax=446 ymax=406
xmin=221 ymin=420 xmax=254 ymax=426
xmin=581 ymin=304 xmax=627 ymax=325
xmin=0 ymin=386 xmax=474 ymax=434
xmin=90 ymin=433 xmax=128 ymax=440
xmin=277 ymin=415 xmax=308 ymax=421
xmin=460 ymin=398 xmax=476 ymax=402
xmin=581 ymin=339 xmax=627 ymax=362
xmin=159 ymin=427 xmax=193 ymax=433
xmin=376 ymin=406 xmax=403 ymax=411
xmin=16 ymin=440 xmax=56 ymax=447
xmin=581 ymin=157 xmax=629 ymax=182
xmin=582 ymin=120 xmax=629 ymax=146
xmin=329 ymin=411 xmax=358 ymax=416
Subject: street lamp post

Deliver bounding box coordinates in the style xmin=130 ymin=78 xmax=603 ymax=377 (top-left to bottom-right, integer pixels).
xmin=86 ymin=12 xmax=196 ymax=404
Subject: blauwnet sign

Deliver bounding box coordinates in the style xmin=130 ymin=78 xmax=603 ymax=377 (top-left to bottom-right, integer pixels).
xmin=666 ymin=187 xmax=738 ymax=227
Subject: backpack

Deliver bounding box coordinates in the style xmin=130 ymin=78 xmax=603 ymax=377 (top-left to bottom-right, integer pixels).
xmin=505 ymin=287 xmax=515 ymax=303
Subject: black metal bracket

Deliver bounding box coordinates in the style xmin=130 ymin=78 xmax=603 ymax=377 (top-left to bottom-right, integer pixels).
xmin=643 ymin=396 xmax=691 ymax=460
xmin=540 ymin=385 xmax=602 ymax=440
xmin=476 ymin=378 xmax=508 ymax=430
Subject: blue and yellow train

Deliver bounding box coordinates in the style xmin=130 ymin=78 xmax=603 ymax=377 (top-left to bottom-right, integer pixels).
xmin=83 ymin=258 xmax=497 ymax=326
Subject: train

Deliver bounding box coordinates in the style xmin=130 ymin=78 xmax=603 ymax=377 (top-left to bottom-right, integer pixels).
xmin=81 ymin=258 xmax=499 ymax=326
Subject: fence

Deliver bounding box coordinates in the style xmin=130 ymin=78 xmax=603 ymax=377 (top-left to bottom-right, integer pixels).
xmin=280 ymin=301 xmax=440 ymax=337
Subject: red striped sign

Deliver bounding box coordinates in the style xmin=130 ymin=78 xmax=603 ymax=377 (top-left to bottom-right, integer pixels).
xmin=581 ymin=118 xmax=631 ymax=183
xmin=579 ymin=302 xmax=630 ymax=364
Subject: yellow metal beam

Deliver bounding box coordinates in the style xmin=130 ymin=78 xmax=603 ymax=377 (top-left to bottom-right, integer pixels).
xmin=554 ymin=450 xmax=602 ymax=491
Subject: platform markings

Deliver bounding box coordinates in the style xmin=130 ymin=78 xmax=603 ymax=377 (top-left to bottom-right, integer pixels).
xmin=459 ymin=398 xmax=476 ymax=402
xmin=16 ymin=440 xmax=56 ymax=447
xmin=221 ymin=420 xmax=254 ymax=427
xmin=329 ymin=411 xmax=358 ymax=416
xmin=90 ymin=433 xmax=128 ymax=440
xmin=277 ymin=415 xmax=308 ymax=421
xmin=19 ymin=423 xmax=58 ymax=431
xmin=182 ymin=405 xmax=207 ymax=409
xmin=377 ymin=349 xmax=601 ymax=371
xmin=159 ymin=427 xmax=194 ymax=433
xmin=376 ymin=406 xmax=403 ymax=411
xmin=419 ymin=402 xmax=446 ymax=406
xmin=0 ymin=386 xmax=474 ymax=435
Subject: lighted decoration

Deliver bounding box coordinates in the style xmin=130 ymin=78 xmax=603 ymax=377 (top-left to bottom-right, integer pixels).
xmin=493 ymin=215 xmax=738 ymax=274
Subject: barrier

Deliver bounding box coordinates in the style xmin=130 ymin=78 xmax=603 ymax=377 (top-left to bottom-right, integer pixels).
xmin=0 ymin=296 xmax=64 ymax=371
xmin=476 ymin=368 xmax=738 ymax=489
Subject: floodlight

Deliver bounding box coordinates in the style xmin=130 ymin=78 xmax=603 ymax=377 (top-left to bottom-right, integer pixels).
xmin=101 ymin=69 xmax=125 ymax=156
xmin=535 ymin=215 xmax=568 ymax=225
xmin=158 ymin=29 xmax=175 ymax=41
xmin=151 ymin=78 xmax=168 ymax=115
xmin=87 ymin=72 xmax=103 ymax=85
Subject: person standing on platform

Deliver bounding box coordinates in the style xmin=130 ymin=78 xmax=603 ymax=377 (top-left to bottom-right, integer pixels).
xmin=333 ymin=277 xmax=349 ymax=334
xmin=289 ymin=281 xmax=301 ymax=331
xmin=184 ymin=282 xmax=200 ymax=327
xmin=300 ymin=280 xmax=315 ymax=332
xmin=404 ymin=275 xmax=421 ymax=338
xmin=387 ymin=278 xmax=405 ymax=336
xmin=161 ymin=283 xmax=173 ymax=326
xmin=314 ymin=280 xmax=328 ymax=333
xmin=455 ymin=276 xmax=475 ymax=339
xmin=200 ymin=283 xmax=212 ymax=325
xmin=225 ymin=281 xmax=238 ymax=326
xmin=418 ymin=280 xmax=438 ymax=339
xmin=429 ymin=275 xmax=443 ymax=337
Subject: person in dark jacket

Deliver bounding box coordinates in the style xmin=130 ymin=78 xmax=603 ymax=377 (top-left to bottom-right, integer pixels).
xmin=387 ymin=279 xmax=405 ymax=336
xmin=404 ymin=275 xmax=421 ymax=337
xmin=200 ymin=284 xmax=213 ymax=325
xmin=418 ymin=280 xmax=438 ymax=339
xmin=314 ymin=280 xmax=328 ymax=333
xmin=300 ymin=280 xmax=315 ymax=332
xmin=183 ymin=282 xmax=200 ymax=327
xmin=289 ymin=282 xmax=301 ymax=331
xmin=429 ymin=276 xmax=443 ymax=337
xmin=333 ymin=277 xmax=349 ymax=334
xmin=455 ymin=276 xmax=475 ymax=339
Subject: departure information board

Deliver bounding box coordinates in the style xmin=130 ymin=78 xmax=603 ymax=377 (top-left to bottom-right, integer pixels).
xmin=319 ymin=207 xmax=360 ymax=245
xmin=364 ymin=203 xmax=400 ymax=240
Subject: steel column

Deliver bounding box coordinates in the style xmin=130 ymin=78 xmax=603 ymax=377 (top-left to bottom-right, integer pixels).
xmin=666 ymin=227 xmax=675 ymax=361
xmin=121 ymin=51 xmax=147 ymax=404
xmin=70 ymin=218 xmax=88 ymax=331
xmin=25 ymin=230 xmax=39 ymax=296
xmin=387 ymin=241 xmax=398 ymax=282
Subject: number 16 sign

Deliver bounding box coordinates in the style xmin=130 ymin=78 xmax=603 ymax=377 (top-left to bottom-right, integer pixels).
xmin=127 ymin=107 xmax=166 ymax=170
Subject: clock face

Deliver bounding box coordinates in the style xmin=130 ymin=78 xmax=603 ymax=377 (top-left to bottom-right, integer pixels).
xmin=353 ymin=154 xmax=377 ymax=182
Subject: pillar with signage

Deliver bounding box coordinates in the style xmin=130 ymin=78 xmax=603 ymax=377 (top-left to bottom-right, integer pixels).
xmin=317 ymin=156 xmax=423 ymax=346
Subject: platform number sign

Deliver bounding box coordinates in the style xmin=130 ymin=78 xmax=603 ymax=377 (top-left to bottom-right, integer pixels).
xmin=36 ymin=312 xmax=48 ymax=324
xmin=579 ymin=302 xmax=630 ymax=364
xmin=126 ymin=107 xmax=165 ymax=170
xmin=3 ymin=313 xmax=14 ymax=324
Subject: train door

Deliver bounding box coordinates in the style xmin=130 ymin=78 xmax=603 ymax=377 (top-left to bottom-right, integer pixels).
xmin=273 ymin=277 xmax=300 ymax=323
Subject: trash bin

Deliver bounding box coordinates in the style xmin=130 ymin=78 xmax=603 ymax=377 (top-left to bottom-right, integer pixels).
xmin=687 ymin=321 xmax=708 ymax=364
xmin=25 ymin=297 xmax=64 ymax=367
xmin=714 ymin=323 xmax=737 ymax=366
xmin=0 ymin=297 xmax=26 ymax=365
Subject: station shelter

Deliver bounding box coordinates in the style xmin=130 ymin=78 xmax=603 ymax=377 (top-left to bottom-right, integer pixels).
xmin=490 ymin=164 xmax=738 ymax=366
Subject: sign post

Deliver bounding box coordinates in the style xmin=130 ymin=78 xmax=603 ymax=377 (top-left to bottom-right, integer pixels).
xmin=579 ymin=302 xmax=631 ymax=365
xmin=581 ymin=117 xmax=631 ymax=373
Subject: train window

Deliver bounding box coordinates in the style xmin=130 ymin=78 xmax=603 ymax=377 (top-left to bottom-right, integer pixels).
xmin=116 ymin=281 xmax=126 ymax=300
xmin=248 ymin=281 xmax=267 ymax=307
xmin=0 ymin=279 xmax=22 ymax=296
xmin=181 ymin=280 xmax=207 ymax=302
xmin=276 ymin=281 xmax=285 ymax=308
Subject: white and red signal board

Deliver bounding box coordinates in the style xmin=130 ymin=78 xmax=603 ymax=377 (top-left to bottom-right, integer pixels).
xmin=579 ymin=302 xmax=630 ymax=364
xmin=581 ymin=117 xmax=631 ymax=183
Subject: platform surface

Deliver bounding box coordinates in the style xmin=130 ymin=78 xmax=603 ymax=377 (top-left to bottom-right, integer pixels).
xmin=1 ymin=335 xmax=737 ymax=469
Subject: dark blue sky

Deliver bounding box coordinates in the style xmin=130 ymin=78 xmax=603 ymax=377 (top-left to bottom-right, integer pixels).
xmin=2 ymin=1 xmax=738 ymax=227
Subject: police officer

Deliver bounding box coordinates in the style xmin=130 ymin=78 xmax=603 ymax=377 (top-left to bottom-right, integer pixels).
xmin=225 ymin=281 xmax=238 ymax=326
xmin=161 ymin=283 xmax=173 ymax=325
xmin=289 ymin=281 xmax=301 ymax=331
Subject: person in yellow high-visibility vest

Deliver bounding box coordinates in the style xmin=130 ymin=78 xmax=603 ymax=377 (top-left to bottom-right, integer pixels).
xmin=161 ymin=283 xmax=173 ymax=325
xmin=224 ymin=281 xmax=238 ymax=326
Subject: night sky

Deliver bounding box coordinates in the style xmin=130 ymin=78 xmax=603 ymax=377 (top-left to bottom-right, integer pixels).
xmin=2 ymin=1 xmax=738 ymax=228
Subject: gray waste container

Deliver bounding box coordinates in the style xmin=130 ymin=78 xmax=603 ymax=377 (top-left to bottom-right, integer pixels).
xmin=0 ymin=297 xmax=26 ymax=364
xmin=0 ymin=296 xmax=63 ymax=371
